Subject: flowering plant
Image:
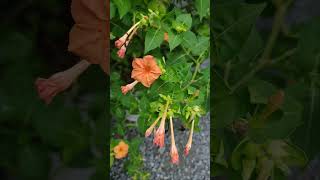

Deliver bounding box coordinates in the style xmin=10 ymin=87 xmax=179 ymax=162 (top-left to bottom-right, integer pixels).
xmin=110 ymin=0 xmax=210 ymax=178
xmin=212 ymin=0 xmax=319 ymax=179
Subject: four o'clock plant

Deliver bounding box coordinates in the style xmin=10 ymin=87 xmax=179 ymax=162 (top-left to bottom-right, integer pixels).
xmin=111 ymin=0 xmax=210 ymax=177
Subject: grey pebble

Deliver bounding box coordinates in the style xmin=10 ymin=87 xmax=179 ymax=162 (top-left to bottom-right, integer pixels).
xmin=110 ymin=114 xmax=210 ymax=180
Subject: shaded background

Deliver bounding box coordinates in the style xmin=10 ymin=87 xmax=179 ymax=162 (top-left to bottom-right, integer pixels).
xmin=0 ymin=0 xmax=108 ymax=179
xmin=212 ymin=0 xmax=320 ymax=179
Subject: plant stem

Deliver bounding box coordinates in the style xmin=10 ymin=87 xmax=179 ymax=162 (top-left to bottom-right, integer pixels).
xmin=182 ymin=46 xmax=197 ymax=62
xmin=305 ymin=54 xmax=320 ymax=152
xmin=270 ymin=48 xmax=297 ymax=64
xmin=230 ymin=3 xmax=290 ymax=93
xmin=182 ymin=52 xmax=206 ymax=90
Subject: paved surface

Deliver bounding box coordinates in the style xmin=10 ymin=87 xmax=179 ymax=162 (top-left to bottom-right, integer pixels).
xmin=110 ymin=114 xmax=210 ymax=180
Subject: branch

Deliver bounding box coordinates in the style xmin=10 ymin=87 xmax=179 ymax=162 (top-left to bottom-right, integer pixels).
xmin=230 ymin=3 xmax=291 ymax=93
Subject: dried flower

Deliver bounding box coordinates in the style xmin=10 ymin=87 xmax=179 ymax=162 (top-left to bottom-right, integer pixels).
xmin=170 ymin=116 xmax=179 ymax=164
xmin=35 ymin=60 xmax=90 ymax=104
xmin=145 ymin=116 xmax=161 ymax=137
xmin=113 ymin=140 xmax=129 ymax=159
xmin=184 ymin=118 xmax=195 ymax=156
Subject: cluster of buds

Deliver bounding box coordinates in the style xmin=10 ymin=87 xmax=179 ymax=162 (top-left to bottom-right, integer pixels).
xmin=114 ymin=21 xmax=141 ymax=58
xmin=145 ymin=95 xmax=180 ymax=164
xmin=144 ymin=96 xmax=201 ymax=165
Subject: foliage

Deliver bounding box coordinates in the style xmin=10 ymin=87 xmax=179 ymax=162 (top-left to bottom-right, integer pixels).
xmin=0 ymin=1 xmax=108 ymax=179
xmin=110 ymin=0 xmax=210 ymax=178
xmin=212 ymin=0 xmax=320 ymax=179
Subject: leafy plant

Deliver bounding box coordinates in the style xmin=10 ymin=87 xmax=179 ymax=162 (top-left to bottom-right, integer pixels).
xmin=110 ymin=0 xmax=210 ymax=178
xmin=212 ymin=0 xmax=320 ymax=179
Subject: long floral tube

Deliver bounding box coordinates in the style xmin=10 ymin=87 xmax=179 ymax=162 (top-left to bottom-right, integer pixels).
xmin=170 ymin=116 xmax=179 ymax=164
xmin=145 ymin=116 xmax=161 ymax=137
xmin=115 ymin=21 xmax=141 ymax=49
xmin=184 ymin=114 xmax=195 ymax=156
xmin=153 ymin=101 xmax=170 ymax=148
xmin=35 ymin=60 xmax=90 ymax=104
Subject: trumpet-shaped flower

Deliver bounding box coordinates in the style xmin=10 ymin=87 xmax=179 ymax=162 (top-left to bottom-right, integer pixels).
xmin=115 ymin=34 xmax=129 ymax=49
xmin=117 ymin=46 xmax=127 ymax=59
xmin=121 ymin=80 xmax=139 ymax=95
xmin=170 ymin=116 xmax=179 ymax=164
xmin=184 ymin=119 xmax=195 ymax=156
xmin=115 ymin=22 xmax=140 ymax=58
xmin=153 ymin=117 xmax=166 ymax=148
xmin=145 ymin=116 xmax=161 ymax=137
xmin=153 ymin=102 xmax=169 ymax=148
xmin=35 ymin=60 xmax=90 ymax=104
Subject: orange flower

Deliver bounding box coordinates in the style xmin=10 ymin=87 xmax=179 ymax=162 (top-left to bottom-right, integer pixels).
xmin=121 ymin=55 xmax=162 ymax=95
xmin=131 ymin=55 xmax=162 ymax=87
xmin=35 ymin=60 xmax=90 ymax=104
xmin=164 ymin=32 xmax=169 ymax=42
xmin=170 ymin=116 xmax=179 ymax=164
xmin=184 ymin=119 xmax=195 ymax=156
xmin=113 ymin=141 xmax=129 ymax=159
xmin=145 ymin=116 xmax=161 ymax=137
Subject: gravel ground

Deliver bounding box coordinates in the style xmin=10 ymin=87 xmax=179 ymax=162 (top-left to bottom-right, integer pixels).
xmin=110 ymin=114 xmax=210 ymax=180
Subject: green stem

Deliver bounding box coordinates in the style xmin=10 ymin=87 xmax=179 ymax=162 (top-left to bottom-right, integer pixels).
xmin=305 ymin=54 xmax=320 ymax=152
xmin=182 ymin=46 xmax=197 ymax=62
xmin=230 ymin=3 xmax=289 ymax=93
xmin=182 ymin=62 xmax=200 ymax=91
xmin=182 ymin=52 xmax=206 ymax=90
xmin=270 ymin=48 xmax=297 ymax=64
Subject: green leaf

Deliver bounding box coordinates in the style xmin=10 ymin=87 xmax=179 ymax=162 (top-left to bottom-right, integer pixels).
xmin=231 ymin=138 xmax=249 ymax=170
xmin=195 ymin=0 xmax=210 ymax=21
xmin=144 ymin=28 xmax=165 ymax=53
xmin=192 ymin=36 xmax=210 ymax=55
xmin=248 ymin=78 xmax=277 ymax=104
xmin=294 ymin=17 xmax=320 ymax=72
xmin=214 ymin=95 xmax=241 ymax=128
xmin=168 ymin=30 xmax=183 ymax=51
xmin=0 ymin=32 xmax=33 ymax=64
xmin=182 ymin=31 xmax=198 ymax=50
xmin=242 ymin=159 xmax=256 ymax=180
xmin=113 ymin=0 xmax=131 ymax=18
xmin=17 ymin=145 xmax=50 ymax=180
xmin=213 ymin=2 xmax=266 ymax=62
xmin=214 ymin=141 xmax=228 ymax=167
xmin=110 ymin=2 xmax=116 ymax=19
xmin=263 ymin=95 xmax=303 ymax=139
xmin=176 ymin=14 xmax=192 ymax=30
